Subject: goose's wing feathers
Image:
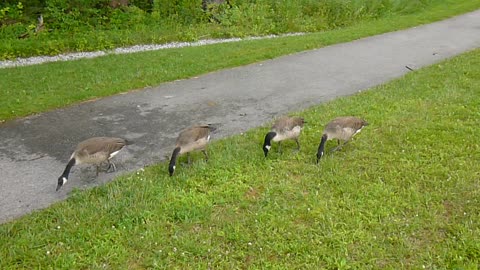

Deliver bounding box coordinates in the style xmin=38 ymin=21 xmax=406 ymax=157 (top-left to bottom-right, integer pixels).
xmin=326 ymin=117 xmax=367 ymax=131
xmin=324 ymin=117 xmax=368 ymax=141
xmin=342 ymin=117 xmax=368 ymax=130
xmin=272 ymin=116 xmax=305 ymax=132
xmin=76 ymin=137 xmax=126 ymax=157
xmin=176 ymin=126 xmax=211 ymax=145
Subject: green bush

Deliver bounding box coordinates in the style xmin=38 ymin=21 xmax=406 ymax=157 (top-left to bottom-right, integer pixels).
xmin=110 ymin=6 xmax=148 ymax=28
xmin=154 ymin=0 xmax=206 ymax=24
xmin=130 ymin=0 xmax=155 ymax=12
xmin=0 ymin=1 xmax=25 ymax=24
xmin=44 ymin=0 xmax=112 ymax=30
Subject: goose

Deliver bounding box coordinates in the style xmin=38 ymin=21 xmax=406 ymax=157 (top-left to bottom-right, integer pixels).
xmin=262 ymin=116 xmax=305 ymax=157
xmin=316 ymin=116 xmax=368 ymax=163
xmin=169 ymin=125 xmax=215 ymax=176
xmin=56 ymin=137 xmax=130 ymax=191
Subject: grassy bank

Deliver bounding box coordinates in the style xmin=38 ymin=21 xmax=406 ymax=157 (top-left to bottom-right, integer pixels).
xmin=1 ymin=48 xmax=479 ymax=268
xmin=1 ymin=1 xmax=480 ymax=123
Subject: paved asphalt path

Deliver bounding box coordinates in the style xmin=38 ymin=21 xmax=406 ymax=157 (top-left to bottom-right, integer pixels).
xmin=1 ymin=10 xmax=479 ymax=224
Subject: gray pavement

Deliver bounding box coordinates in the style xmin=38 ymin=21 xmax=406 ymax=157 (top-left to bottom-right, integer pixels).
xmin=1 ymin=10 xmax=479 ymax=224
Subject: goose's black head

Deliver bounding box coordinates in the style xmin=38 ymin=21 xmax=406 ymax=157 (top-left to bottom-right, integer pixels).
xmin=263 ymin=132 xmax=277 ymax=157
xmin=168 ymin=164 xmax=176 ymax=176
xmin=56 ymin=176 xmax=67 ymax=191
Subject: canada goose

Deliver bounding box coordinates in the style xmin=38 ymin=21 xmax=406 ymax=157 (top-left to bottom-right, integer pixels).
xmin=56 ymin=137 xmax=130 ymax=191
xmin=169 ymin=125 xmax=215 ymax=176
xmin=263 ymin=116 xmax=305 ymax=157
xmin=316 ymin=116 xmax=368 ymax=163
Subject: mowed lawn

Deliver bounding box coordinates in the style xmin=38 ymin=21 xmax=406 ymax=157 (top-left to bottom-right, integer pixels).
xmin=1 ymin=48 xmax=479 ymax=268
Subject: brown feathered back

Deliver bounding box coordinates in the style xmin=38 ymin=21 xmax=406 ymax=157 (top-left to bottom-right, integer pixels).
xmin=74 ymin=137 xmax=127 ymax=161
xmin=325 ymin=116 xmax=367 ymax=131
xmin=272 ymin=116 xmax=305 ymax=132
xmin=324 ymin=116 xmax=368 ymax=141
xmin=176 ymin=126 xmax=212 ymax=147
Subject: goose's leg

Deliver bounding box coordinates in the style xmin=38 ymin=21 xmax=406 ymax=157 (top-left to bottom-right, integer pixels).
xmin=331 ymin=140 xmax=350 ymax=153
xmin=294 ymin=138 xmax=301 ymax=152
xmin=109 ymin=160 xmax=117 ymax=172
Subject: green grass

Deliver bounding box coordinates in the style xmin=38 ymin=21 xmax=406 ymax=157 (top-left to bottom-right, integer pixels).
xmin=1 ymin=0 xmax=480 ymax=123
xmin=1 ymin=49 xmax=479 ymax=269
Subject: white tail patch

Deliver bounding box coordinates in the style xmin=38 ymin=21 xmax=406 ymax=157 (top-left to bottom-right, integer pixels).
xmin=354 ymin=128 xmax=363 ymax=136
xmin=109 ymin=150 xmax=121 ymax=159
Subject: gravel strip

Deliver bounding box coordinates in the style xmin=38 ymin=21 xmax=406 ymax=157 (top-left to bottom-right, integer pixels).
xmin=0 ymin=33 xmax=304 ymax=69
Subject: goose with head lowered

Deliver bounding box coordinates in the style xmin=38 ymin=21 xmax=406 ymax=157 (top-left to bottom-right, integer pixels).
xmin=56 ymin=137 xmax=131 ymax=191
xmin=316 ymin=116 xmax=368 ymax=163
xmin=262 ymin=116 xmax=305 ymax=157
xmin=169 ymin=125 xmax=215 ymax=176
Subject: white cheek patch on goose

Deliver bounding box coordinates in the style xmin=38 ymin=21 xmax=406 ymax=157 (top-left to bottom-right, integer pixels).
xmin=207 ymin=135 xmax=211 ymax=141
xmin=265 ymin=145 xmax=271 ymax=150
xmin=173 ymin=166 xmax=176 ymax=170
xmin=62 ymin=177 xmax=68 ymax=185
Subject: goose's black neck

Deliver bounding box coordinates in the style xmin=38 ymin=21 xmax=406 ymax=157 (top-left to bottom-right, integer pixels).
xmin=263 ymin=132 xmax=277 ymax=157
xmin=169 ymin=147 xmax=181 ymax=176
xmin=317 ymin=134 xmax=328 ymax=163
xmin=61 ymin=158 xmax=76 ymax=178
xmin=57 ymin=158 xmax=75 ymax=191
xmin=263 ymin=132 xmax=276 ymax=147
